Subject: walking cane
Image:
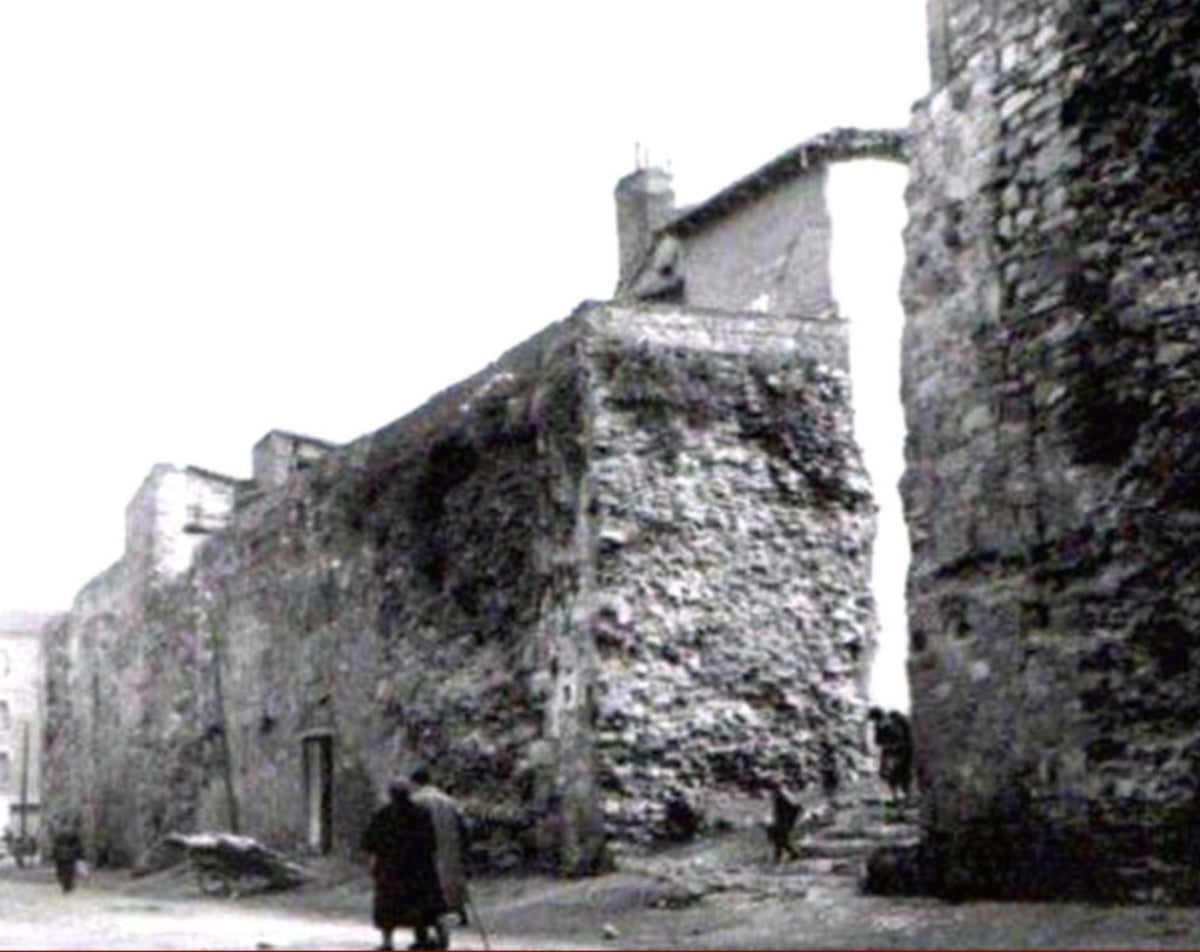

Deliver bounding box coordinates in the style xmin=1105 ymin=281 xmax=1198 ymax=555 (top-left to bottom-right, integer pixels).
xmin=463 ymin=886 xmax=491 ymax=952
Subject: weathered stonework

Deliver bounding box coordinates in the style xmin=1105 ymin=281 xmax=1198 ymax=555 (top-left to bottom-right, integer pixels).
xmin=43 ymin=301 xmax=878 ymax=873
xmin=904 ymin=0 xmax=1200 ymax=903
xmin=36 ymin=0 xmax=1200 ymax=904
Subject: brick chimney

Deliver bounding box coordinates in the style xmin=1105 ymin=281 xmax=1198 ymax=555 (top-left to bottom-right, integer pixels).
xmin=614 ymin=166 xmax=675 ymax=292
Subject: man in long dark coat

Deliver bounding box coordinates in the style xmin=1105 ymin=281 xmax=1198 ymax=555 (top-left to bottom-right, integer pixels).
xmin=361 ymin=778 xmax=443 ymax=951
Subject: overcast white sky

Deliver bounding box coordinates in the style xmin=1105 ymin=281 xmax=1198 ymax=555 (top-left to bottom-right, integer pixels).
xmin=1 ymin=1 xmax=928 ymax=708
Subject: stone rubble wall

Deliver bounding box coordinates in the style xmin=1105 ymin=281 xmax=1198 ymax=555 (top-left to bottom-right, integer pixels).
xmin=903 ymin=0 xmax=1200 ymax=902
xmin=41 ymin=302 xmax=877 ymax=874
xmin=41 ymin=558 xmax=165 ymax=866
xmin=251 ymin=431 xmax=335 ymax=491
xmin=583 ymin=307 xmax=877 ymax=837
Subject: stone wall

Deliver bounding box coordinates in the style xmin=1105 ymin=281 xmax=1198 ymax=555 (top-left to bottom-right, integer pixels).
xmin=252 ymin=431 xmax=335 ymax=491
xmin=585 ymin=308 xmax=876 ymax=837
xmin=42 ymin=301 xmax=877 ymax=873
xmin=903 ymin=0 xmax=1200 ymax=902
xmin=41 ymin=559 xmax=149 ymax=864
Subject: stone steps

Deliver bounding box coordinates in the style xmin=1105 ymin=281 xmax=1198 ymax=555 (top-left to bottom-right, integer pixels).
xmin=818 ymin=822 xmax=916 ymax=841
xmin=802 ymin=837 xmax=899 ymax=860
xmin=793 ymin=794 xmax=920 ymax=878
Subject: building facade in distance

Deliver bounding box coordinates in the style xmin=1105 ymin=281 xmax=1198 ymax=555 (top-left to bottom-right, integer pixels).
xmin=0 ymin=612 xmax=49 ymax=846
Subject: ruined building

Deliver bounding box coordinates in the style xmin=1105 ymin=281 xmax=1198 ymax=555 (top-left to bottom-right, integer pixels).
xmin=40 ymin=131 xmax=907 ymax=872
xmin=902 ymin=0 xmax=1200 ymax=902
xmin=41 ymin=0 xmax=1200 ymax=903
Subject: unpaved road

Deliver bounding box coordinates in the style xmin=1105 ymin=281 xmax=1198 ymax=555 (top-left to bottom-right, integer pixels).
xmin=0 ymin=867 xmax=575 ymax=950
xmin=6 ymin=854 xmax=1200 ymax=950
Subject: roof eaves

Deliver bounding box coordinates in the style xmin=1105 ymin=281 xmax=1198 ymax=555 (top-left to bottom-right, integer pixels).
xmin=254 ymin=429 xmax=338 ymax=451
xmin=662 ymin=126 xmax=909 ymax=238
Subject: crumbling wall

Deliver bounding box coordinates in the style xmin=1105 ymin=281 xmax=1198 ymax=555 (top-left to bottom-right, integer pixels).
xmin=903 ymin=0 xmax=1200 ymax=902
xmin=41 ymin=560 xmax=158 ymax=866
xmin=42 ymin=302 xmax=877 ymax=873
xmin=190 ymin=318 xmax=595 ymax=871
xmin=584 ymin=307 xmax=876 ymax=836
xmin=251 ymin=431 xmax=334 ymax=490
xmin=42 ymin=463 xmax=246 ymax=866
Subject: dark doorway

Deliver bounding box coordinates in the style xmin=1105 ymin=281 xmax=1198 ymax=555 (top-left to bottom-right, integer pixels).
xmin=302 ymin=733 xmax=333 ymax=853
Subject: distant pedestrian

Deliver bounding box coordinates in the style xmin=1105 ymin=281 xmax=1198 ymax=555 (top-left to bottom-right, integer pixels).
xmin=765 ymin=780 xmax=803 ymax=864
xmin=818 ymin=739 xmax=840 ymax=806
xmin=409 ymin=767 xmax=470 ymax=949
xmin=869 ymin=707 xmax=913 ymax=804
xmin=361 ymin=777 xmax=444 ymax=951
xmin=662 ymin=787 xmax=701 ymax=843
xmin=51 ymin=819 xmax=84 ymax=893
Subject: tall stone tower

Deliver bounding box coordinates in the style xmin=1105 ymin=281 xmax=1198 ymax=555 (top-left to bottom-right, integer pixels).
xmin=903 ymin=0 xmax=1200 ymax=901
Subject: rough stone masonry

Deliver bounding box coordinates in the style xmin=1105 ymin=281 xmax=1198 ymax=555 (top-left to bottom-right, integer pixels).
xmin=903 ymin=0 xmax=1200 ymax=902
xmin=41 ymin=301 xmax=878 ymax=873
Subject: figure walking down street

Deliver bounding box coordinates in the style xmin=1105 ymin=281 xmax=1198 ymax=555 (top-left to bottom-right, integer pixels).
xmin=869 ymin=707 xmax=914 ymax=805
xmin=409 ymin=767 xmax=470 ymax=949
xmin=765 ymin=779 xmax=803 ymax=864
xmin=361 ymin=777 xmax=444 ymax=951
xmin=51 ymin=819 xmax=84 ymax=893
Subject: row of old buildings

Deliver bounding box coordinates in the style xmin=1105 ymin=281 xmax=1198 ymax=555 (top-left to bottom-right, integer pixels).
xmin=11 ymin=0 xmax=1200 ymax=904
xmin=25 ymin=128 xmax=906 ymax=873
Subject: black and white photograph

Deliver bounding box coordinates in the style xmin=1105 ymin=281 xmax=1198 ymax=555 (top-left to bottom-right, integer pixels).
xmin=2 ymin=0 xmax=1200 ymax=948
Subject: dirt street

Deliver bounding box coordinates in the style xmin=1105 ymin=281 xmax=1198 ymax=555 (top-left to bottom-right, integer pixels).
xmin=5 ymin=824 xmax=1200 ymax=951
xmin=0 ymin=866 xmax=375 ymax=951
xmin=0 ymin=865 xmax=586 ymax=951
